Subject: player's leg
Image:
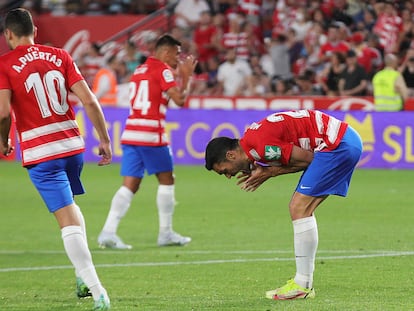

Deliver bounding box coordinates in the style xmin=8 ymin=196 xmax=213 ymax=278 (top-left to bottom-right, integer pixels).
xmin=144 ymin=146 xmax=191 ymax=246
xmin=98 ymin=145 xmax=143 ymax=249
xmin=27 ymin=155 xmax=110 ymax=309
xmin=267 ymin=130 xmax=362 ymax=300
xmin=55 ymin=207 xmax=109 ymax=305
xmin=65 ymin=160 xmax=93 ymax=298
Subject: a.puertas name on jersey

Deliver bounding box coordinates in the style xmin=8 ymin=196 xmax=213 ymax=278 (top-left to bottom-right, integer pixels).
xmin=13 ymin=46 xmax=62 ymax=73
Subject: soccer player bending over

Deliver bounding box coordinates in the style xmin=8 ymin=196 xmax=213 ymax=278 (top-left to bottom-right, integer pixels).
xmin=0 ymin=8 xmax=111 ymax=310
xmin=204 ymin=110 xmax=362 ymax=300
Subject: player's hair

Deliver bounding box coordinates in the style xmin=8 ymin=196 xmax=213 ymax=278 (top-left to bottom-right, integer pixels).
xmin=4 ymin=8 xmax=34 ymax=37
xmin=205 ymin=137 xmax=239 ymax=171
xmin=155 ymin=34 xmax=181 ymax=51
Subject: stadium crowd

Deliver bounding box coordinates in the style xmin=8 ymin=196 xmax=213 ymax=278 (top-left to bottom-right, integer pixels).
xmin=16 ymin=0 xmax=414 ymax=101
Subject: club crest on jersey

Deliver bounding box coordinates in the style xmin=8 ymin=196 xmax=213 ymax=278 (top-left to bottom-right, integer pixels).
xmin=264 ymin=145 xmax=281 ymax=160
xmin=162 ymin=69 xmax=174 ymax=82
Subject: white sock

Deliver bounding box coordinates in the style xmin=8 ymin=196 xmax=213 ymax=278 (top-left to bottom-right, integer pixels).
xmin=157 ymin=185 xmax=175 ymax=234
xmin=73 ymin=204 xmax=88 ymax=279
xmin=73 ymin=204 xmax=88 ymax=246
xmin=293 ymin=215 xmax=318 ymax=289
xmin=102 ymin=186 xmax=133 ymax=234
xmin=61 ymin=226 xmax=108 ymax=301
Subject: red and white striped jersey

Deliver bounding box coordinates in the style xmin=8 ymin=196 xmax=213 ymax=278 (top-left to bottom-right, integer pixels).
xmin=0 ymin=44 xmax=85 ymax=166
xmin=239 ymin=110 xmax=348 ymax=166
xmin=373 ymin=13 xmax=402 ymax=54
xmin=239 ymin=0 xmax=262 ymax=17
xmin=222 ymin=31 xmax=249 ymax=60
xmin=121 ymin=57 xmax=177 ymax=146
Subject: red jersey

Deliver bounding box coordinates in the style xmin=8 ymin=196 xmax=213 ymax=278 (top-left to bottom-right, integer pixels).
xmin=222 ymin=31 xmax=249 ymax=60
xmin=121 ymin=57 xmax=176 ymax=146
xmin=373 ymin=14 xmax=402 ymax=53
xmin=194 ymin=25 xmax=219 ymax=62
xmin=319 ymin=41 xmax=349 ymax=59
xmin=0 ymin=44 xmax=85 ymax=166
xmin=239 ymin=110 xmax=348 ymax=166
xmin=356 ymin=46 xmax=382 ymax=74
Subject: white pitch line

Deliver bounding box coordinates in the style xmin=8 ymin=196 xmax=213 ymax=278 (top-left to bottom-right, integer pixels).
xmin=1 ymin=251 xmax=414 ymax=273
xmin=0 ymin=249 xmax=405 ymax=255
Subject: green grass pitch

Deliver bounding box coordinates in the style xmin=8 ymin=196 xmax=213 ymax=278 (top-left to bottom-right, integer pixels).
xmin=1 ymin=161 xmax=414 ymax=310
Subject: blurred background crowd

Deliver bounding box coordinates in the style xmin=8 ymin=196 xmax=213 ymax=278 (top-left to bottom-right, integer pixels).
xmin=6 ymin=0 xmax=414 ymax=100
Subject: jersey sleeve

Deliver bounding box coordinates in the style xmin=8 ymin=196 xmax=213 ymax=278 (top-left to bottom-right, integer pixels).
xmin=159 ymin=65 xmax=177 ymax=92
xmin=240 ymin=127 xmax=293 ymax=166
xmin=62 ymin=50 xmax=85 ymax=88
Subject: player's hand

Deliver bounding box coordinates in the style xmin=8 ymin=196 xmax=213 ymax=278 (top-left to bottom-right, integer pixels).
xmin=239 ymin=162 xmax=272 ymax=192
xmin=236 ymin=171 xmax=251 ymax=186
xmin=0 ymin=138 xmax=14 ymax=156
xmin=97 ymin=141 xmax=112 ymax=166
xmin=178 ymin=55 xmax=198 ymax=77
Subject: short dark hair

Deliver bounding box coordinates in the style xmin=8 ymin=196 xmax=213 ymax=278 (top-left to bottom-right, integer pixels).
xmin=205 ymin=137 xmax=239 ymax=171
xmin=155 ymin=34 xmax=181 ymax=51
xmin=4 ymin=8 xmax=34 ymax=37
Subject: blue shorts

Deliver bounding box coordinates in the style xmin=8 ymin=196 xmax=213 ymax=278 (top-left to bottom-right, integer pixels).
xmin=296 ymin=126 xmax=362 ymax=197
xmin=120 ymin=145 xmax=173 ymax=178
xmin=27 ymin=153 xmax=85 ymax=213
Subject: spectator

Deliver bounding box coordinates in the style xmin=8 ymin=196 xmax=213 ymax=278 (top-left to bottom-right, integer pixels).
xmin=269 ymin=32 xmax=293 ymax=81
xmin=272 ymin=78 xmax=293 ymax=95
xmin=399 ymin=49 xmax=414 ymax=96
xmin=293 ymin=69 xmax=323 ymax=95
xmin=338 ymin=49 xmax=368 ymax=96
xmin=317 ymin=51 xmax=346 ymax=96
xmin=398 ymin=8 xmax=414 ymax=57
xmin=76 ymin=42 xmax=105 ymax=87
xmin=290 ymin=7 xmax=312 ymax=41
xmin=303 ymin=21 xmax=327 ymax=71
xmin=91 ymin=55 xmax=119 ymax=107
xmin=221 ymin=12 xmax=249 ymax=60
xmin=310 ymin=8 xmax=328 ymax=30
xmin=193 ymin=10 xmax=220 ymax=72
xmin=170 ymin=26 xmax=194 ymax=55
xmin=244 ymin=19 xmax=265 ymax=57
xmin=239 ymin=0 xmax=262 ymax=26
xmin=358 ymin=9 xmax=377 ymax=32
xmin=373 ymin=0 xmax=403 ymax=54
xmin=318 ymin=23 xmax=349 ymax=65
xmin=259 ymin=38 xmax=275 ymax=77
xmin=286 ymin=27 xmax=304 ymax=68
xmin=122 ymin=40 xmax=145 ymax=78
xmin=373 ymin=53 xmax=408 ymax=111
xmin=330 ymin=0 xmax=354 ymax=27
xmin=174 ymin=0 xmax=210 ymax=36
xmin=205 ymin=56 xmax=221 ymax=95
xmin=217 ymin=48 xmax=252 ymax=96
xmin=349 ymin=31 xmax=383 ymax=79
xmin=249 ymin=53 xmax=267 ymax=77
xmin=245 ymin=65 xmax=272 ymax=96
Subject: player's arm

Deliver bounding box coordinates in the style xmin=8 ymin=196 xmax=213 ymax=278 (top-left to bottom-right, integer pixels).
xmin=166 ymin=55 xmax=197 ymax=107
xmin=239 ymin=146 xmax=314 ymax=192
xmin=70 ymin=80 xmax=112 ymax=166
xmin=0 ymin=89 xmax=13 ymax=156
